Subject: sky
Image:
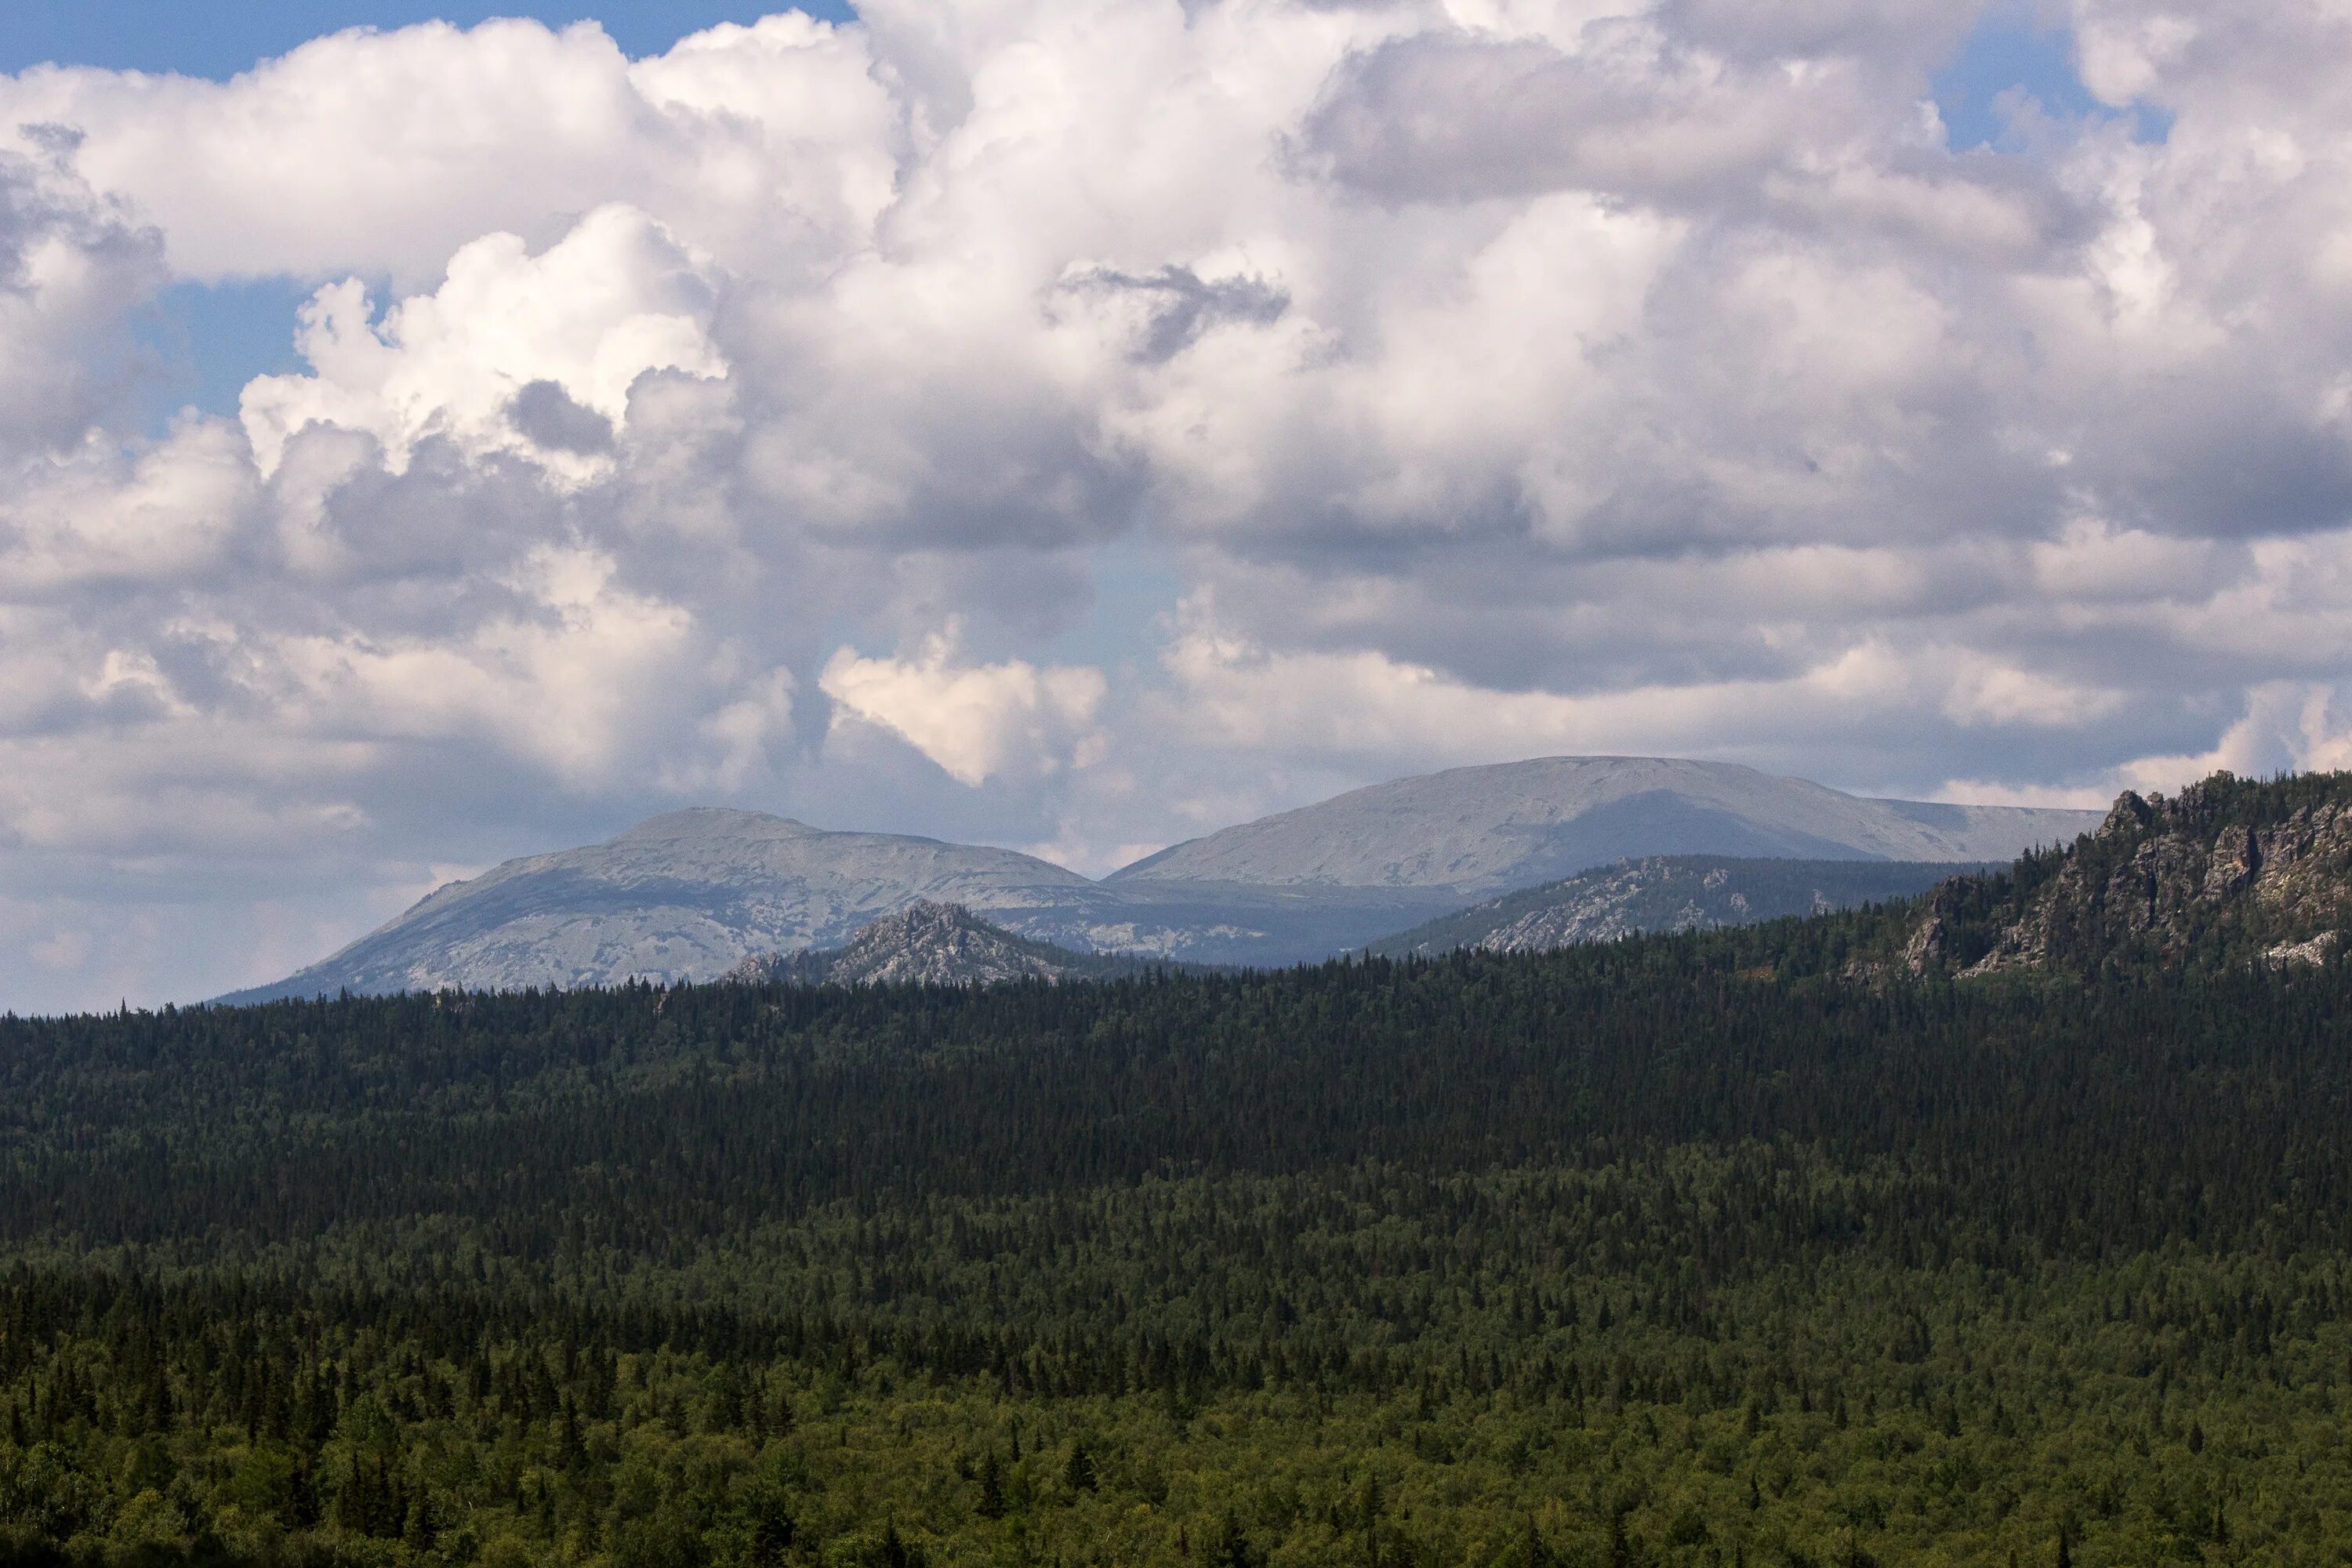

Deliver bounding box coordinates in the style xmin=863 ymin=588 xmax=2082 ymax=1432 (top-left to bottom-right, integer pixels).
xmin=3 ymin=0 xmax=2351 ymax=1014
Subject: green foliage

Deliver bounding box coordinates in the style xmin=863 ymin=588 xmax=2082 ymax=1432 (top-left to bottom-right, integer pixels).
xmin=1894 ymin=769 xmax=2352 ymax=978
xmin=0 ymin=912 xmax=2350 ymax=1563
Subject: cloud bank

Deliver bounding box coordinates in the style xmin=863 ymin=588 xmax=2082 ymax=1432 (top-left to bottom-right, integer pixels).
xmin=4 ymin=0 xmax=2352 ymax=1009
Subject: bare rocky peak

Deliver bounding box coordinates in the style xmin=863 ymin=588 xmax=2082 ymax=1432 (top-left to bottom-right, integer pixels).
xmin=731 ymin=901 xmax=1145 ymax=988
xmin=1112 ymin=756 xmax=2100 ymax=893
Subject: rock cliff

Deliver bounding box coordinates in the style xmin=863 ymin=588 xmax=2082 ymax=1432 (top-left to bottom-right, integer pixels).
xmin=730 ymin=901 xmax=1158 ymax=987
xmin=1897 ymin=772 xmax=2352 ymax=978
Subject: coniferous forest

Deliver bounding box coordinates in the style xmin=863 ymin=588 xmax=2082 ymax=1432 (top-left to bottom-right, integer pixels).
xmin=2 ymin=893 xmax=2351 ymax=1565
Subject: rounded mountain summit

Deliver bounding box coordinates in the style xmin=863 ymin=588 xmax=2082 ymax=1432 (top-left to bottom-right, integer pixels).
xmin=1110 ymin=756 xmax=2087 ymax=891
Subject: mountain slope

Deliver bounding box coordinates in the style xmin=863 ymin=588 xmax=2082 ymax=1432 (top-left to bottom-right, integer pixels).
xmin=218 ymin=810 xmax=1105 ymax=1002
xmin=220 ymin=811 xmax=1449 ymax=1001
xmin=1110 ymin=756 xmax=2098 ymax=895
xmin=1894 ymin=771 xmax=2352 ymax=978
xmin=1366 ymin=856 xmax=1980 ymax=958
xmin=730 ymin=901 xmax=1163 ymax=986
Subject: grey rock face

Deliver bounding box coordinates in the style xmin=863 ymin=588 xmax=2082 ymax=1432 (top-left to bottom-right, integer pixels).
xmin=1110 ymin=757 xmax=2099 ymax=894
xmin=1889 ymin=772 xmax=2352 ymax=978
xmin=2262 ymin=931 xmax=2340 ymax=968
xmin=731 ymin=902 xmax=1152 ymax=987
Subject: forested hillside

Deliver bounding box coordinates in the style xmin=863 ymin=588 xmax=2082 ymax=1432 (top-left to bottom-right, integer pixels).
xmin=1887 ymin=771 xmax=2352 ymax=978
xmin=1363 ymin=857 xmax=1973 ymax=957
xmin=3 ymin=892 xmax=2351 ymax=1567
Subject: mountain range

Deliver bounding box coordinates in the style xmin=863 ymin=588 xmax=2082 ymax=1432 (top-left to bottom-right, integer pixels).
xmin=220 ymin=755 xmax=2100 ymax=1001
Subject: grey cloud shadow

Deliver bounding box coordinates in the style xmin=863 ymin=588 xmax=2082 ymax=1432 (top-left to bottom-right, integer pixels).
xmin=508 ymin=379 xmax=615 ymax=456
xmin=1056 ymin=263 xmax=1290 ymax=364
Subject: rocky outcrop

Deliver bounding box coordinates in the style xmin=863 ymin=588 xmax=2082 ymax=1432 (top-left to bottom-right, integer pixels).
xmin=2262 ymin=931 xmax=2341 ymax=968
xmin=730 ymin=902 xmax=1157 ymax=988
xmin=1896 ymin=773 xmax=2352 ymax=978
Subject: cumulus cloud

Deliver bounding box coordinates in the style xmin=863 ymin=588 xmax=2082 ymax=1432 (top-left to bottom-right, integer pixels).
xmin=821 ymin=626 xmax=1108 ymax=786
xmin=1053 ymin=263 xmax=1291 ymax=365
xmin=0 ymin=420 xmax=257 ymax=593
xmin=0 ymin=15 xmax=898 ymax=285
xmin=0 ymin=135 xmax=164 ymax=458
xmin=267 ymin=545 xmax=710 ymax=783
xmin=1940 ymin=681 xmax=2352 ymax=809
xmin=6 ymin=0 xmax=2352 ymax=1008
xmin=241 ymin=205 xmax=727 ymax=481
xmin=1154 ymin=600 xmax=2135 ymax=774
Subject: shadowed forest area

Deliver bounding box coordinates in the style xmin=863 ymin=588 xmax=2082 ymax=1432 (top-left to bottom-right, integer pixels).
xmin=1 ymin=898 xmax=2349 ymax=1566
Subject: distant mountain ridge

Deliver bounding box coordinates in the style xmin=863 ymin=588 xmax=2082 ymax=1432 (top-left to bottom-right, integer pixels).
xmin=217 ymin=810 xmax=1102 ymax=1003
xmin=1111 ymin=757 xmax=2096 ymax=893
xmin=220 ymin=755 xmax=2102 ymax=1002
xmin=1367 ymin=856 xmax=1982 ymax=959
xmin=218 ymin=810 xmax=1450 ymax=1003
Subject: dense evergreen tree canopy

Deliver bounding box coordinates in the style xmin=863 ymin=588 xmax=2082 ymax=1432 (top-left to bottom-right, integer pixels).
xmin=3 ymin=796 xmax=2351 ymax=1566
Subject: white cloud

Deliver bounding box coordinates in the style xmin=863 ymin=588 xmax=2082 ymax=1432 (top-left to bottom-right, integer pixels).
xmin=0 ymin=138 xmax=165 ymax=458
xmin=1941 ymin=658 xmax=2123 ymax=729
xmin=29 ymin=928 xmax=91 ymax=972
xmin=0 ymin=419 xmax=258 ymax=592
xmin=1152 ymin=599 xmax=1988 ymax=768
xmin=2114 ymin=683 xmax=2352 ymax=792
xmin=240 ymin=205 xmax=728 ymax=481
xmin=267 ymin=546 xmax=708 ymax=785
xmin=0 ymin=15 xmax=897 ymax=286
xmin=11 ymin=1 xmax=2352 ymax=1006
xmin=1940 ymin=681 xmax=2352 ymax=810
xmin=821 ymin=626 xmax=1108 ymax=786
xmin=667 ymin=667 xmax=801 ymax=796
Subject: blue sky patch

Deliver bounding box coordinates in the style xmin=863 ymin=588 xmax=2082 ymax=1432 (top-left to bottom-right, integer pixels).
xmin=1933 ymin=9 xmax=2172 ymax=150
xmin=2 ymin=2 xmax=855 ymax=80
xmin=136 ymin=278 xmax=320 ymax=432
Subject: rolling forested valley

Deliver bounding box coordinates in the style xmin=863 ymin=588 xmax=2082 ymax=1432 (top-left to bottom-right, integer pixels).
xmin=2 ymin=775 xmax=2351 ymax=1567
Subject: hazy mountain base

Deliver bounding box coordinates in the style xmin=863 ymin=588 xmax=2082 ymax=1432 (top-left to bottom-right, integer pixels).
xmin=1364 ymin=858 xmax=1982 ymax=959
xmin=216 ymin=833 xmax=1453 ymax=1004
xmin=224 ymin=758 xmax=2100 ymax=1002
